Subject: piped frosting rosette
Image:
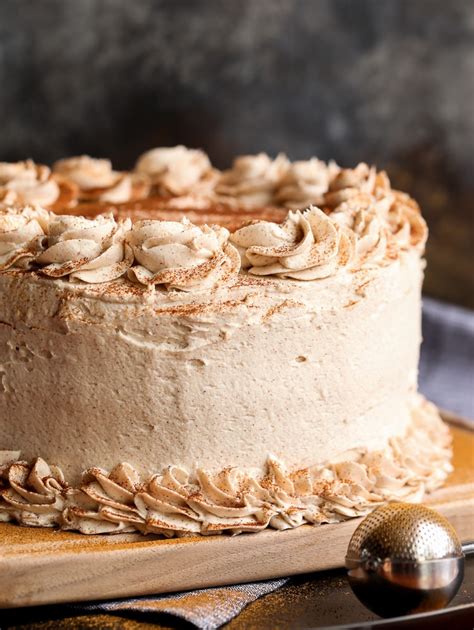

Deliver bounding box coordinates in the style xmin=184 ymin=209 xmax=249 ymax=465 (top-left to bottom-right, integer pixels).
xmin=274 ymin=158 xmax=337 ymax=208
xmin=127 ymin=218 xmax=241 ymax=291
xmin=230 ymin=205 xmax=355 ymax=280
xmin=53 ymin=156 xmax=149 ymax=203
xmin=35 ymin=213 xmax=133 ymax=283
xmin=387 ymin=192 xmax=428 ymax=252
xmin=135 ymin=145 xmax=217 ymax=198
xmin=327 ymin=167 xmax=428 ymax=257
xmin=0 ymin=453 xmax=68 ymax=527
xmin=0 ymin=160 xmax=71 ymax=207
xmin=329 ymin=194 xmax=394 ymax=266
xmin=216 ymin=153 xmax=290 ymax=207
xmin=0 ymin=205 xmax=49 ymax=271
xmin=323 ymin=163 xmax=393 ymax=209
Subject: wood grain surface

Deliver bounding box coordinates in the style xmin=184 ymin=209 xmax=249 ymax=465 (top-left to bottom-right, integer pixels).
xmin=1 ymin=418 xmax=473 ymax=609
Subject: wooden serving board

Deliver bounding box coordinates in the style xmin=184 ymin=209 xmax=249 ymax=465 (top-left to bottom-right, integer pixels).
xmin=1 ymin=414 xmax=473 ymax=609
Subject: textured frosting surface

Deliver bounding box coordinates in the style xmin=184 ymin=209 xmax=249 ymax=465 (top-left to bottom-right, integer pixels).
xmin=0 ymin=242 xmax=425 ymax=483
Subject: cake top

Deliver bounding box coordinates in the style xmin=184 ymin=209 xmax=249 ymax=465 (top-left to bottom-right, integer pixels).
xmin=0 ymin=146 xmax=427 ymax=294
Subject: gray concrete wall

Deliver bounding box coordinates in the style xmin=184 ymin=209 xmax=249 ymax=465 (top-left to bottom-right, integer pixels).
xmin=0 ymin=0 xmax=473 ymax=305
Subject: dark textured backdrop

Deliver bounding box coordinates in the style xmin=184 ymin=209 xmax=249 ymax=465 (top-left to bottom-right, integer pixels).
xmin=0 ymin=0 xmax=473 ymax=306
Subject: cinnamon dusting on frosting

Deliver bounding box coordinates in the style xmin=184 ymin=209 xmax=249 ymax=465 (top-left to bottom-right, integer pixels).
xmin=230 ymin=206 xmax=355 ymax=280
xmin=35 ymin=213 xmax=134 ymax=283
xmin=263 ymin=299 xmax=304 ymax=320
xmin=127 ymin=218 xmax=240 ymax=292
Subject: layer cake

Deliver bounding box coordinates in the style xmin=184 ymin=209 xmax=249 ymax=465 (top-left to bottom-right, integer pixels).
xmin=0 ymin=148 xmax=452 ymax=536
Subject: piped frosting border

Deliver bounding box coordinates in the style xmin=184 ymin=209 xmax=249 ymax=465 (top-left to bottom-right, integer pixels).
xmin=0 ymin=397 xmax=452 ymax=537
xmin=0 ymin=171 xmax=427 ymax=292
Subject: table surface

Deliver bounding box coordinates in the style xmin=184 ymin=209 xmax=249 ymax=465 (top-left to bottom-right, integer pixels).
xmin=3 ymin=553 xmax=473 ymax=629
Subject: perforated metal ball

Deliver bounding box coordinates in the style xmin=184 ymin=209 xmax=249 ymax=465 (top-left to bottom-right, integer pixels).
xmin=346 ymin=502 xmax=464 ymax=618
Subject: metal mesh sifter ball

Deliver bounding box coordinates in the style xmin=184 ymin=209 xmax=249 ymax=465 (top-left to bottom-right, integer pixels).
xmin=345 ymin=502 xmax=464 ymax=618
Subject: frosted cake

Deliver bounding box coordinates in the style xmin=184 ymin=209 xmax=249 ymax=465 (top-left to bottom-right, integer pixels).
xmin=0 ymin=148 xmax=451 ymax=536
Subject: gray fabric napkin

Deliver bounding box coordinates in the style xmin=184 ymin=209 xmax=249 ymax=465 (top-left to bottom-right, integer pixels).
xmin=68 ymin=579 xmax=289 ymax=629
xmin=63 ymin=297 xmax=473 ymax=629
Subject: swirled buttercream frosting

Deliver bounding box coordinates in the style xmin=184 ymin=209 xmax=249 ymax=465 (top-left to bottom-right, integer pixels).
xmin=387 ymin=192 xmax=428 ymax=251
xmin=53 ymin=156 xmax=149 ymax=203
xmin=0 ymin=160 xmax=62 ymax=206
xmin=329 ymin=195 xmax=393 ymax=266
xmin=135 ymin=146 xmax=216 ymax=197
xmin=216 ymin=153 xmax=290 ymax=207
xmin=0 ymin=205 xmax=49 ymax=271
xmin=0 ymin=398 xmax=452 ymax=536
xmin=327 ymin=176 xmax=427 ymax=258
xmin=0 ymin=172 xmax=427 ymax=287
xmin=35 ymin=213 xmax=134 ymax=282
xmin=127 ymin=218 xmax=240 ymax=291
xmin=230 ymin=205 xmax=355 ymax=279
xmin=274 ymin=158 xmax=336 ymax=208
xmin=0 ymin=454 xmax=68 ymax=527
xmin=323 ymin=163 xmax=383 ymax=208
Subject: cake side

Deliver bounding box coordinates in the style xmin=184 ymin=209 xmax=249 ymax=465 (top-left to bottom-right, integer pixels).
xmin=0 ymin=246 xmax=423 ymax=481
